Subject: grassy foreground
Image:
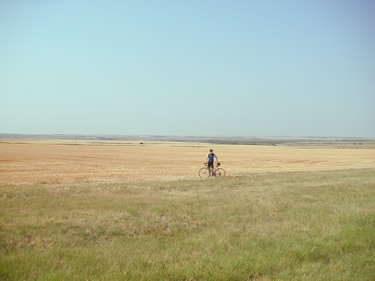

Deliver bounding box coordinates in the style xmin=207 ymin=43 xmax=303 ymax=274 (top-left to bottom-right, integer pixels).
xmin=1 ymin=169 xmax=374 ymax=281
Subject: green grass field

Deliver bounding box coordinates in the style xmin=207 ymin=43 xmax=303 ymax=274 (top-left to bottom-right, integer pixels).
xmin=1 ymin=169 xmax=374 ymax=281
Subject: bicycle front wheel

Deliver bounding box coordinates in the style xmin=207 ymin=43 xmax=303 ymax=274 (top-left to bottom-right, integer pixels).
xmin=198 ymin=167 xmax=210 ymax=178
xmin=215 ymin=168 xmax=226 ymax=177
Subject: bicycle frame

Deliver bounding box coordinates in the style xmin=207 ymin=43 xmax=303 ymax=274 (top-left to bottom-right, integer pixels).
xmin=198 ymin=162 xmax=226 ymax=178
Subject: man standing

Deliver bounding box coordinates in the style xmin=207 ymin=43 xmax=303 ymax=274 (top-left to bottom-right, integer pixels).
xmin=206 ymin=149 xmax=219 ymax=176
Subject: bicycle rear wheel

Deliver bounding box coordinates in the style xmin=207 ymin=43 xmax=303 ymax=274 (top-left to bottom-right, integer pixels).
xmin=215 ymin=168 xmax=226 ymax=177
xmin=198 ymin=167 xmax=210 ymax=178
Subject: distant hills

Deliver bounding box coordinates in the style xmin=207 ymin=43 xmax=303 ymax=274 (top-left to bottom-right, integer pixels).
xmin=0 ymin=133 xmax=374 ymax=146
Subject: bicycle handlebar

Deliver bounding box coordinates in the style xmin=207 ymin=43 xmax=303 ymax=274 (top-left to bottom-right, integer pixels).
xmin=203 ymin=162 xmax=221 ymax=166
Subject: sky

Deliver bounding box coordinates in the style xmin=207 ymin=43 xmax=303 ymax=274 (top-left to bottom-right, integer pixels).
xmin=1 ymin=0 xmax=374 ymax=137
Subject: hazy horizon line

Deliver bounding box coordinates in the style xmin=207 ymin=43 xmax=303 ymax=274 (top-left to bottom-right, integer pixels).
xmin=1 ymin=133 xmax=374 ymax=140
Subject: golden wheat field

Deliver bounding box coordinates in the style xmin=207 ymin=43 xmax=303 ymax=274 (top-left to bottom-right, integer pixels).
xmin=1 ymin=139 xmax=374 ymax=184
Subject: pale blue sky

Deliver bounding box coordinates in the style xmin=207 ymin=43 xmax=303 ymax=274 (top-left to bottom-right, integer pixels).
xmin=1 ymin=0 xmax=374 ymax=137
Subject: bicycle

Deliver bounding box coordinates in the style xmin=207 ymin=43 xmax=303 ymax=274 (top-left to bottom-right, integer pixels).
xmin=198 ymin=162 xmax=226 ymax=178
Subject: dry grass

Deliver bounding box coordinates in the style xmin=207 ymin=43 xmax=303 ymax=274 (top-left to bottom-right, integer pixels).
xmin=0 ymin=140 xmax=374 ymax=184
xmin=0 ymin=169 xmax=374 ymax=280
xmin=1 ymin=139 xmax=374 ymax=280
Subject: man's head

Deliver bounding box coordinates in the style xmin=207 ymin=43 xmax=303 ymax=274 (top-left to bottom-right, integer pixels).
xmin=209 ymin=149 xmax=213 ymax=152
